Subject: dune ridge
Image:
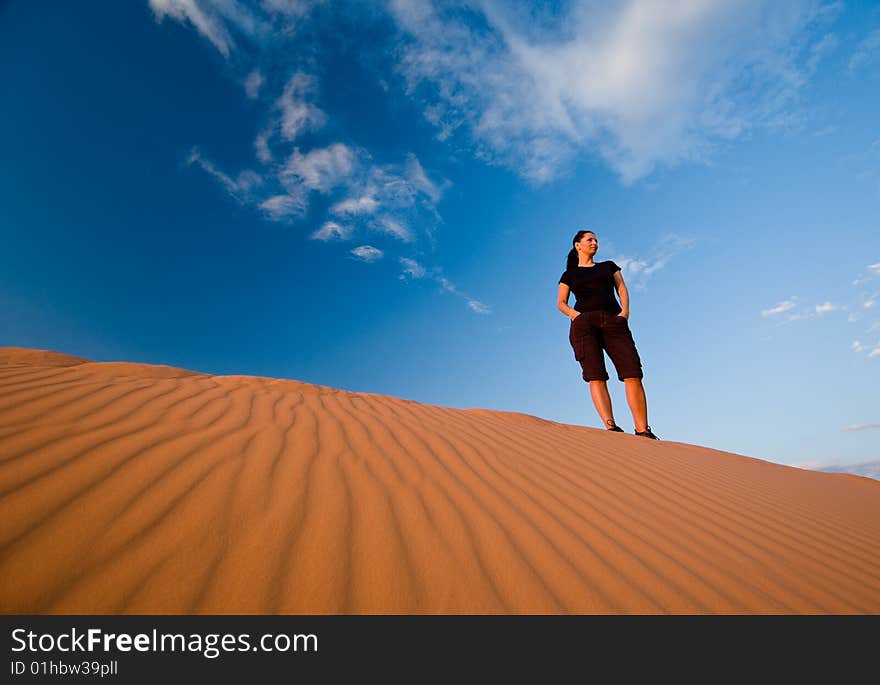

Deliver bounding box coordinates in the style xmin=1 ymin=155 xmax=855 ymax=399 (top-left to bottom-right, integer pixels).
xmin=1 ymin=347 xmax=879 ymax=614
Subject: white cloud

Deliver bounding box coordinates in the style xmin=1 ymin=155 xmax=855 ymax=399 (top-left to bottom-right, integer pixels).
xmin=399 ymin=257 xmax=426 ymax=279
xmin=849 ymin=28 xmax=880 ymax=71
xmin=277 ymin=72 xmax=326 ymax=142
xmin=262 ymin=0 xmax=321 ymax=19
xmin=793 ymin=459 xmax=835 ymax=470
xmin=310 ymin=221 xmax=352 ymax=241
xmin=404 ymin=154 xmax=444 ymax=203
xmin=351 ymin=245 xmax=383 ymax=262
xmin=159 ymin=4 xmax=483 ymax=313
xmin=149 ymin=0 xmax=235 ymax=56
xmin=815 ymin=302 xmax=836 ymax=314
xmin=149 ymin=0 xmax=275 ymax=56
xmin=390 ymin=0 xmax=832 ymax=183
xmin=250 ymin=72 xmax=325 ymax=165
xmin=850 ymin=339 xmax=880 ymax=355
xmin=244 ymin=70 xmax=264 ymax=99
xmin=331 ymin=195 xmax=380 ymax=216
xmin=467 ymin=299 xmax=491 ymax=314
xmin=611 ymin=234 xmax=695 ymax=289
xmin=282 ymin=144 xmax=356 ymax=192
xmin=187 ymin=147 xmax=262 ymax=198
xmin=844 ymin=423 xmax=880 ymax=431
xmin=346 ymin=158 xmax=446 ymax=214
xmin=762 ymin=299 xmax=797 ymax=318
xmin=817 ymin=461 xmax=880 ymax=480
xmin=853 ymin=260 xmax=880 ymax=285
xmin=437 ymin=276 xmax=456 ymax=293
xmin=255 ymin=129 xmax=273 ymax=163
xmin=389 ymin=265 xmax=492 ymax=314
xmin=865 ymin=298 xmax=877 ymax=309
xmin=373 ymin=215 xmax=413 ymax=243
xmin=259 ymin=193 xmax=305 ymax=220
xmin=432 ymin=275 xmax=491 ymax=314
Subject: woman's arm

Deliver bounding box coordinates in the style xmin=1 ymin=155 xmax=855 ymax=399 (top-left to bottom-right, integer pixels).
xmin=613 ymin=271 xmax=630 ymax=318
xmin=557 ymin=283 xmax=579 ymax=319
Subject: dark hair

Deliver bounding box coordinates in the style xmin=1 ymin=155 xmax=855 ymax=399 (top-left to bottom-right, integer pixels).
xmin=566 ymin=230 xmax=596 ymax=270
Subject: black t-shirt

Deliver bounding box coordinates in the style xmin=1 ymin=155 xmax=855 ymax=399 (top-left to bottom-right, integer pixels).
xmin=559 ymin=261 xmax=622 ymax=314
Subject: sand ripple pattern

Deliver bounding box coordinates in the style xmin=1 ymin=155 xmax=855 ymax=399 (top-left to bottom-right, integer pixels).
xmin=1 ymin=348 xmax=879 ymax=614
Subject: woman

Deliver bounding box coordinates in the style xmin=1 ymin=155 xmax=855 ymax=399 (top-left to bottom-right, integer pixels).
xmin=557 ymin=229 xmax=658 ymax=439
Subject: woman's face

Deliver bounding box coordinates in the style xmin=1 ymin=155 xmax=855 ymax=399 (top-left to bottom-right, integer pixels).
xmin=576 ymin=232 xmax=598 ymax=255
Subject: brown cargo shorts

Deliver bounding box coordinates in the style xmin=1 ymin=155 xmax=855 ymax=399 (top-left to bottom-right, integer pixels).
xmin=568 ymin=310 xmax=644 ymax=382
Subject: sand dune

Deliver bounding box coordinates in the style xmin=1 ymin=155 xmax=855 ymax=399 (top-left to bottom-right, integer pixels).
xmin=1 ymin=346 xmax=879 ymax=614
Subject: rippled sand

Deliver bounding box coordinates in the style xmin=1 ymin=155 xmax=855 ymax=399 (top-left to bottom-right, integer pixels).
xmin=1 ymin=347 xmax=879 ymax=614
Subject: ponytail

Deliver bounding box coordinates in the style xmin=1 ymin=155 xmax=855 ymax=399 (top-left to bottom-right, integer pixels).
xmin=566 ymin=229 xmax=595 ymax=270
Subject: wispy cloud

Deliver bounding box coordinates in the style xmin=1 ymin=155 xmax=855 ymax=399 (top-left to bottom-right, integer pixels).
xmin=796 ymin=459 xmax=880 ymax=481
xmin=404 ymin=154 xmax=445 ymax=203
xmin=154 ymin=1 xmax=837 ymax=318
xmin=351 ymin=245 xmax=383 ymax=262
xmin=282 ymin=144 xmax=357 ymax=192
xmin=399 ymin=257 xmax=426 ymax=279
xmin=762 ymin=298 xmax=797 ymax=318
xmin=149 ymin=0 xmax=314 ymax=57
xmin=149 ymin=0 xmax=237 ymax=57
xmin=852 ymin=339 xmax=880 ymax=358
xmin=262 ymin=0 xmax=322 ymax=20
xmin=761 ymin=295 xmax=851 ymax=323
xmin=186 ymin=147 xmax=262 ymax=199
xmin=843 ymin=423 xmax=880 ymax=431
xmin=156 ymin=1 xmax=836 ymax=186
xmin=848 ymin=28 xmax=880 ymax=72
xmin=467 ymin=299 xmax=491 ymax=314
xmin=244 ymin=70 xmax=264 ymax=99
xmin=436 ymin=275 xmax=490 ymax=314
xmin=373 ymin=215 xmax=413 ymax=243
xmin=610 ymin=234 xmax=696 ymax=290
xmin=259 ymin=193 xmax=304 ymax=220
xmin=276 ymin=72 xmax=326 ymax=142
xmin=331 ymin=195 xmax=380 ymax=216
xmin=310 ymin=221 xmax=351 ymax=241
xmin=390 ymin=0 xmax=836 ymax=184
xmin=393 ymin=262 xmax=490 ymax=314
xmin=852 ymin=261 xmax=879 ymax=286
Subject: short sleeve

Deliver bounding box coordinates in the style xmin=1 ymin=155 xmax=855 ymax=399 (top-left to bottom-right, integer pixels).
xmin=608 ymin=261 xmax=621 ymax=274
xmin=559 ymin=271 xmax=571 ymax=286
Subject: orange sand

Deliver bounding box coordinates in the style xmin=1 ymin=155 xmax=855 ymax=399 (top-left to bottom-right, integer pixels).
xmin=1 ymin=346 xmax=879 ymax=614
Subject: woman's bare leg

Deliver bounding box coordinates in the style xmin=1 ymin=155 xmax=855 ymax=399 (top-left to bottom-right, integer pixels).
xmin=588 ymin=380 xmax=618 ymax=429
xmin=623 ymin=378 xmax=648 ymax=432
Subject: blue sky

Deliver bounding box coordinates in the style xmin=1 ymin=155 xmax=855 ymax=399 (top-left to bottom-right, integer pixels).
xmin=1 ymin=0 xmax=878 ymax=470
